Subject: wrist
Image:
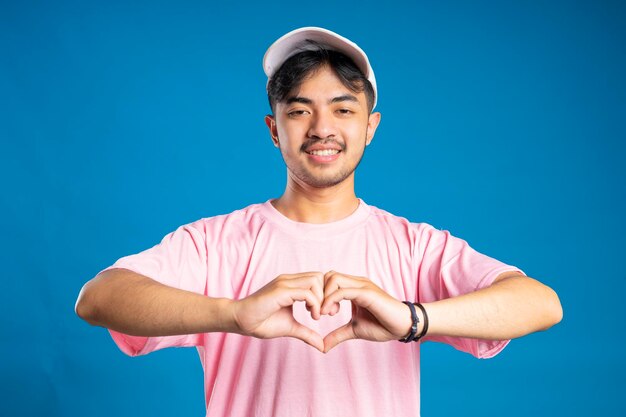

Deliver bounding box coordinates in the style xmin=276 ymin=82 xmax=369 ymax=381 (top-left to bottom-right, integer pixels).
xmin=414 ymin=303 xmax=429 ymax=340
xmin=399 ymin=302 xmax=418 ymax=342
xmin=214 ymin=298 xmax=240 ymax=333
xmin=398 ymin=301 xmax=430 ymax=343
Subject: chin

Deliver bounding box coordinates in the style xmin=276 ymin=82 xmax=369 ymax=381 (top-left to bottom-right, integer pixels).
xmin=299 ymin=170 xmax=354 ymax=188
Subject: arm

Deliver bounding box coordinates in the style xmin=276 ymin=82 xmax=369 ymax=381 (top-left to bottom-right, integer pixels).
xmin=75 ymin=268 xmax=233 ymax=336
xmin=422 ymin=271 xmax=563 ymax=340
xmin=321 ymin=271 xmax=563 ymax=352
xmin=75 ymin=268 xmax=326 ymax=351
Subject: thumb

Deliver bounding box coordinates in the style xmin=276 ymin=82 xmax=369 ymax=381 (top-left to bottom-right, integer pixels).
xmin=287 ymin=320 xmax=324 ymax=353
xmin=323 ymin=322 xmax=356 ymax=353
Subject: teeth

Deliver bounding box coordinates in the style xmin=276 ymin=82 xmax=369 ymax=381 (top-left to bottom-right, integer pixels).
xmin=308 ymin=149 xmax=339 ymax=156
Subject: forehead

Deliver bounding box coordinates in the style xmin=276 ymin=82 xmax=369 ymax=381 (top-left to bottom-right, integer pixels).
xmin=285 ymin=66 xmax=367 ymax=104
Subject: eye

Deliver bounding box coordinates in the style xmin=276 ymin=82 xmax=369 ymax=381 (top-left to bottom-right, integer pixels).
xmin=336 ymin=108 xmax=354 ymax=116
xmin=287 ymin=109 xmax=309 ymax=118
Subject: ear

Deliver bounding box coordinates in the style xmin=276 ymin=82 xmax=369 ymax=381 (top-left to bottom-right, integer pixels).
xmin=365 ymin=112 xmax=381 ymax=146
xmin=264 ymin=115 xmax=280 ymax=148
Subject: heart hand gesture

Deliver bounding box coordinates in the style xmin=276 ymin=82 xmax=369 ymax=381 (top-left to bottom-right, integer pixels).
xmin=230 ymin=271 xmax=413 ymax=353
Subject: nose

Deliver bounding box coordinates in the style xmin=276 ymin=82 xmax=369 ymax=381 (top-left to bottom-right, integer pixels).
xmin=307 ymin=110 xmax=337 ymax=139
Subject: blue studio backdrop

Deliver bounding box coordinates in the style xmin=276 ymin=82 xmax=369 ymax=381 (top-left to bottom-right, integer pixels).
xmin=1 ymin=1 xmax=625 ymax=416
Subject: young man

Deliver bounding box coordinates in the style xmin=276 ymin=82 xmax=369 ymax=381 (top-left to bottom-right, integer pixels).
xmin=76 ymin=27 xmax=562 ymax=416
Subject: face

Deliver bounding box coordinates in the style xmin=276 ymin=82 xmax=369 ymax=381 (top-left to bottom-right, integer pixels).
xmin=265 ymin=66 xmax=381 ymax=189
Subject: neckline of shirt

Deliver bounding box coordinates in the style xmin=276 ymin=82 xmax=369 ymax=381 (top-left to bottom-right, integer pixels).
xmin=258 ymin=198 xmax=372 ymax=239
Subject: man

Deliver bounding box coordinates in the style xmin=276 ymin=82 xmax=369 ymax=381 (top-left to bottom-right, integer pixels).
xmin=76 ymin=27 xmax=562 ymax=416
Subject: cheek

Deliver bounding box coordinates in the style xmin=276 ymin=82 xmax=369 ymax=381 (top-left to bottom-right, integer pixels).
xmin=276 ymin=124 xmax=303 ymax=144
xmin=276 ymin=137 xmax=302 ymax=158
xmin=344 ymin=125 xmax=368 ymax=147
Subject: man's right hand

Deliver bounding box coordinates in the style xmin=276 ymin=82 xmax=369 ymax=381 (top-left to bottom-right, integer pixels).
xmin=230 ymin=272 xmax=325 ymax=352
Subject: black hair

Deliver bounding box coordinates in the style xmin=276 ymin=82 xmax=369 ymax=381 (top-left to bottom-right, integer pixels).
xmin=267 ymin=41 xmax=375 ymax=114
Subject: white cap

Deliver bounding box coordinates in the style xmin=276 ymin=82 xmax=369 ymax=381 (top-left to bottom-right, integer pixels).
xmin=263 ymin=27 xmax=378 ymax=109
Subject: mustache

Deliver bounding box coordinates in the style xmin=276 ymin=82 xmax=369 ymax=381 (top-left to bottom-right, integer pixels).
xmin=300 ymin=138 xmax=346 ymax=152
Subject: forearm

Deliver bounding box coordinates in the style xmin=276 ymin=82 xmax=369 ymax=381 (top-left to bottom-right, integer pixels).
xmin=422 ymin=274 xmax=563 ymax=340
xmin=75 ymin=268 xmax=235 ymax=336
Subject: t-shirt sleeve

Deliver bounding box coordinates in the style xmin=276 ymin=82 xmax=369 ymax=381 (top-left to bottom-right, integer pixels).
xmin=414 ymin=223 xmax=525 ymax=359
xmin=98 ymin=220 xmax=208 ymax=357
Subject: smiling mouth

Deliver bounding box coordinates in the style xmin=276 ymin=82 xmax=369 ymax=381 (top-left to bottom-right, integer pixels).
xmin=305 ymin=149 xmax=341 ymax=156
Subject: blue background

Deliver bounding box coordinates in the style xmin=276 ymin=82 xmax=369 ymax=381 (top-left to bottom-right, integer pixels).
xmin=1 ymin=0 xmax=624 ymax=416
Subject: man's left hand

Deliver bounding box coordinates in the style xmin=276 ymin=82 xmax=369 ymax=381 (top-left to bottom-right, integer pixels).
xmin=320 ymin=271 xmax=413 ymax=353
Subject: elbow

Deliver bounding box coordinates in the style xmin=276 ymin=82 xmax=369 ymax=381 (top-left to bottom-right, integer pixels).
xmin=552 ymin=292 xmax=564 ymax=326
xmin=75 ymin=282 xmax=101 ymax=326
xmin=540 ymin=286 xmax=563 ymax=331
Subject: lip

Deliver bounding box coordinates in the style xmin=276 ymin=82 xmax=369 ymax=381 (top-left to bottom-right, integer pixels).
xmin=306 ymin=150 xmax=341 ymax=164
xmin=305 ymin=144 xmax=343 ymax=152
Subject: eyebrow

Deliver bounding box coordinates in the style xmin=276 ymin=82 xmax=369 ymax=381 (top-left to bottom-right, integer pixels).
xmin=285 ymin=94 xmax=360 ymax=105
xmin=330 ymin=94 xmax=359 ymax=104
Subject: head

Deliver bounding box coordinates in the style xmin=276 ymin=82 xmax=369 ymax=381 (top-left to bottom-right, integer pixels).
xmin=267 ymin=43 xmax=376 ymax=115
xmin=263 ymin=28 xmax=381 ymax=190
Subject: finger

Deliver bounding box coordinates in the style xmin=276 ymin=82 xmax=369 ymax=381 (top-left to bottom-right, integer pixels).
xmin=291 ymin=288 xmax=320 ymax=320
xmin=277 ymin=288 xmax=321 ymax=318
xmin=320 ymin=286 xmax=343 ymax=316
xmin=322 ymin=287 xmax=374 ymax=313
xmin=323 ymin=270 xmax=343 ymax=295
xmin=323 ymin=322 xmax=356 ymax=353
xmin=303 ymin=285 xmax=322 ymax=320
xmin=323 ymin=298 xmax=341 ymax=316
xmin=278 ymin=274 xmax=324 ymax=318
xmin=322 ymin=271 xmax=345 ymax=315
xmin=306 ymin=274 xmax=324 ymax=320
xmin=287 ymin=320 xmax=324 ymax=353
xmin=304 ymin=301 xmax=321 ymax=320
xmin=322 ymin=272 xmax=367 ymax=315
xmin=323 ymin=270 xmax=361 ymax=288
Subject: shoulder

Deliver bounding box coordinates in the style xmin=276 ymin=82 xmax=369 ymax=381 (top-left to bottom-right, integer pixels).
xmin=185 ymin=202 xmax=269 ymax=242
xmin=365 ymin=202 xmax=438 ymax=236
xmin=363 ymin=202 xmax=457 ymax=254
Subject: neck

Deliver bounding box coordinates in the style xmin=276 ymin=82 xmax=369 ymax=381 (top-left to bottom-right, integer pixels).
xmin=271 ymin=172 xmax=360 ymax=224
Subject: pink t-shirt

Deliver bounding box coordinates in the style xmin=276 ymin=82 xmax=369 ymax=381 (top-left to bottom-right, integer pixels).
xmin=105 ymin=199 xmax=522 ymax=417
